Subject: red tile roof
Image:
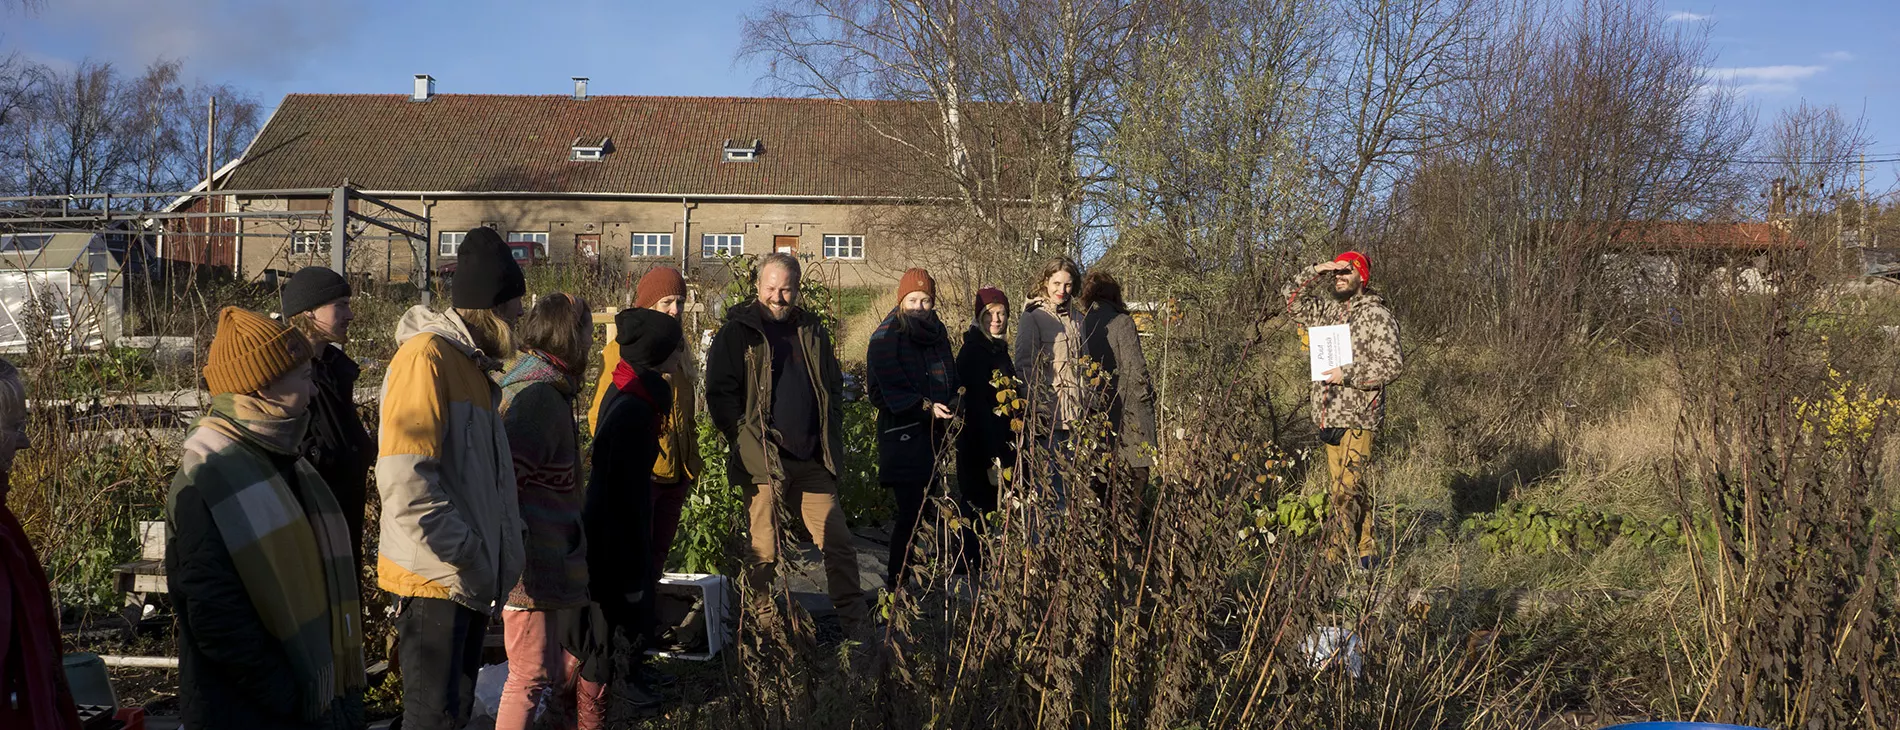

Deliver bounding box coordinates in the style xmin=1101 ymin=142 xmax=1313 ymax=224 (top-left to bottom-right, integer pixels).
xmin=1605 ymin=221 xmax=1804 ymax=251
xmin=221 ymin=94 xmax=997 ymax=199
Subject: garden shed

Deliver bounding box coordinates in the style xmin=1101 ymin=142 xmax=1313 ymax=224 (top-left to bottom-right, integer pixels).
xmin=0 ymin=232 xmax=125 ymax=353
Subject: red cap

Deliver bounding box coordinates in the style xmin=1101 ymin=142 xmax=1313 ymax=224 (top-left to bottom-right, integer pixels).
xmin=1334 ymin=251 xmax=1370 ymax=285
xmin=973 ymin=286 xmax=1009 ymax=312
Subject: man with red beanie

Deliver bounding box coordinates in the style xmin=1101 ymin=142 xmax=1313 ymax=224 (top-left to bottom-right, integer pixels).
xmin=589 ymin=266 xmax=702 ymax=578
xmin=1280 ymin=251 xmax=1404 ymax=569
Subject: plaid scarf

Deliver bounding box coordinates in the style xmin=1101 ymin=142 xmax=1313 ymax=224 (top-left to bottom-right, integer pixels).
xmin=174 ymin=393 xmax=365 ymax=721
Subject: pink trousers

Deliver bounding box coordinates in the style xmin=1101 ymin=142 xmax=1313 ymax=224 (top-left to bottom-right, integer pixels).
xmin=497 ymin=609 xmax=607 ymax=730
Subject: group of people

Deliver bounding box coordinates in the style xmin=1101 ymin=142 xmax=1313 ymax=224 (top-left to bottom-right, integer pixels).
xmin=0 ymin=221 xmax=1403 ymax=730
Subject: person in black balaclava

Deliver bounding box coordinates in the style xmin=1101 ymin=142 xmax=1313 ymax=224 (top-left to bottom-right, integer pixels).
xmin=568 ymin=308 xmax=682 ymax=713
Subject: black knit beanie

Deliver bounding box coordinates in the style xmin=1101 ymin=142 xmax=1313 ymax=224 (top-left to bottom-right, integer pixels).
xmin=451 ymin=227 xmax=527 ymax=309
xmin=615 ymin=308 xmax=683 ymax=370
xmin=280 ymin=266 xmax=352 ymax=318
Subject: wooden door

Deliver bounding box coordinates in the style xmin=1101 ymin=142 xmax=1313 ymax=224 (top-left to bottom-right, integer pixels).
xmin=575 ymin=233 xmax=601 ymax=263
xmin=774 ymin=235 xmax=799 ymax=254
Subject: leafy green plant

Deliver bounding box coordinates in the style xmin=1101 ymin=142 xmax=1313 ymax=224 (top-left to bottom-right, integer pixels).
xmin=1459 ymin=502 xmax=1691 ymax=555
xmin=670 ymin=416 xmax=745 ymax=575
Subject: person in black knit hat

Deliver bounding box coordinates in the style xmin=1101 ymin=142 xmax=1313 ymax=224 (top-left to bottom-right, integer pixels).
xmin=280 ymin=266 xmax=375 ymax=592
xmin=379 ymin=225 xmax=528 ymax=730
xmin=451 ymin=227 xmax=527 ymax=310
xmin=568 ymin=307 xmax=683 ymax=713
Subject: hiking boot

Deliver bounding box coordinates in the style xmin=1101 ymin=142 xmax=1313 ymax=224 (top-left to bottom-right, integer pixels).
xmin=611 ymin=676 xmax=665 ymax=714
xmin=1355 ymin=555 xmax=1381 ymax=572
xmin=636 ymin=662 xmax=678 ymax=688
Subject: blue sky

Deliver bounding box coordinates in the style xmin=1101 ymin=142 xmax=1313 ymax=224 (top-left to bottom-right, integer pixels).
xmin=4 ymin=0 xmax=1897 ymax=188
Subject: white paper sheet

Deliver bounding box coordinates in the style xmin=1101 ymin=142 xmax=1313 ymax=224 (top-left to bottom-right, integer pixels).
xmin=1308 ymin=324 xmax=1354 ymax=381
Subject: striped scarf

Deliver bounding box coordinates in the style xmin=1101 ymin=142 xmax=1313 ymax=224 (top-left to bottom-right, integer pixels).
xmin=174 ymin=393 xmax=366 ymax=721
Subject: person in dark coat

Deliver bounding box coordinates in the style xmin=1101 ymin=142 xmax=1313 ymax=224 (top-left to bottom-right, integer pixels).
xmin=0 ymin=358 xmax=83 ymax=730
xmin=866 ymin=268 xmax=959 ymax=592
xmin=953 ymin=287 xmax=1016 ymax=576
xmin=167 ymin=308 xmax=366 ymax=730
xmin=569 ymin=308 xmax=682 ymax=714
xmin=281 ymin=266 xmax=374 ymax=575
xmin=1078 ymin=271 xmax=1157 ymax=512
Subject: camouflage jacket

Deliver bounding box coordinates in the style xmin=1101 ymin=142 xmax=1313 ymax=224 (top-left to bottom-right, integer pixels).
xmin=1280 ymin=265 xmax=1404 ymax=431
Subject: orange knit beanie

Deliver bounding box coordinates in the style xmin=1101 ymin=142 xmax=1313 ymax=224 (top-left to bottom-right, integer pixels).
xmin=896 ymin=268 xmax=936 ymax=303
xmin=203 ymin=307 xmax=312 ymax=395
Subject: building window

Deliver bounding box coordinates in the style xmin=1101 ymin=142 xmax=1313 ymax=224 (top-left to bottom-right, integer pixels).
xmin=701 ymin=234 xmax=743 ymax=259
xmin=823 ymin=234 xmax=865 ymax=260
xmin=292 ymin=231 xmax=332 ymax=256
xmin=722 ymin=138 xmax=761 ymax=163
xmin=508 ymin=231 xmax=549 ymax=257
xmin=438 ymin=231 xmax=465 ymax=257
xmin=629 ymin=233 xmax=673 ymax=258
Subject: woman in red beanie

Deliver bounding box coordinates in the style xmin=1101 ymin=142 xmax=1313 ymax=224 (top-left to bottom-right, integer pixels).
xmin=953 ymin=287 xmax=1016 ymax=576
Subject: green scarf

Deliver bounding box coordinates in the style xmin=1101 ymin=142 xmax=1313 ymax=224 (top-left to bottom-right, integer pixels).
xmin=176 ymin=393 xmax=365 ymax=721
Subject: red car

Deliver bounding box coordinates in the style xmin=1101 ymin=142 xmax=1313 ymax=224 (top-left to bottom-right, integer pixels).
xmin=437 ymin=240 xmax=539 ymax=278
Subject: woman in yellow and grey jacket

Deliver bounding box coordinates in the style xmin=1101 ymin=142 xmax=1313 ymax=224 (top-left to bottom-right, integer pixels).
xmin=376 ymin=227 xmax=528 ymax=730
xmin=588 ymin=266 xmax=703 ymax=576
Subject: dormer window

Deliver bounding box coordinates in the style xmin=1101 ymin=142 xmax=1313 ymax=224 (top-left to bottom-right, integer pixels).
xmin=722 ymin=138 xmax=762 ymax=163
xmin=571 ymin=136 xmax=612 ymax=162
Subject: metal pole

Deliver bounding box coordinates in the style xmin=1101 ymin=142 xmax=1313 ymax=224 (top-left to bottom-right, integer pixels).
xmin=205 ymin=98 xmax=216 ymax=192
xmin=420 ymin=196 xmax=434 ymax=307
xmin=331 ymin=186 xmax=348 ymax=272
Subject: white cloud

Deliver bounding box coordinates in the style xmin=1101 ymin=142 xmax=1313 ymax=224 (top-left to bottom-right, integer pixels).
xmin=1666 ymin=11 xmax=1712 ymax=22
xmin=1704 ymin=64 xmax=1828 ymax=95
xmin=1821 ymin=50 xmax=1855 ymax=62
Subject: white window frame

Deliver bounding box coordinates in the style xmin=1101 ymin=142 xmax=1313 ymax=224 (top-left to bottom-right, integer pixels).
xmin=571 ymin=146 xmax=604 ymax=161
xmin=508 ymin=231 xmax=550 ymax=257
xmin=629 ymin=233 xmax=673 ymax=258
xmin=438 ymin=231 xmax=465 ymax=257
xmin=700 ymin=233 xmax=743 ymax=259
xmin=292 ymin=231 xmax=332 ymax=256
xmin=822 ymin=234 xmax=865 ymax=260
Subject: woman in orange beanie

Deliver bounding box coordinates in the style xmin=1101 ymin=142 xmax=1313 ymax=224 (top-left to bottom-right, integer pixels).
xmin=867 ymin=268 xmax=960 ymax=592
xmin=166 ymin=307 xmax=365 ymax=730
xmin=588 ymin=266 xmax=702 ymax=580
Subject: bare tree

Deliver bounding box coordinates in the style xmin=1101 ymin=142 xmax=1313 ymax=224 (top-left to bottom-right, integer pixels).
xmin=1320 ymin=0 xmax=1491 ymax=237
xmin=741 ymin=0 xmax=1144 ymax=289
xmin=0 ymin=52 xmax=47 ymax=197
xmin=2 ymin=56 xmax=261 ymax=202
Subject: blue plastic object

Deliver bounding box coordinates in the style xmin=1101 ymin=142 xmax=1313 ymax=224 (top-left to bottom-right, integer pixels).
xmin=1601 ymin=723 xmax=1771 ymax=730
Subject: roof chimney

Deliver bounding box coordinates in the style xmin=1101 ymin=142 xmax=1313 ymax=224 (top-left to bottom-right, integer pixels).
xmin=412 ymin=74 xmax=435 ymax=102
xmin=572 ymin=77 xmax=589 ymax=101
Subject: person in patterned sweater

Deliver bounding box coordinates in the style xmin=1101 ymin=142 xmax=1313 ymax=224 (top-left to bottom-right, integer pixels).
xmin=1280 ymin=251 xmax=1404 ymax=568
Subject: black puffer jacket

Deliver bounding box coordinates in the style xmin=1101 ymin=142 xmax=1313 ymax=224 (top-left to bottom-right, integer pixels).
xmin=955 ymin=327 xmax=1016 ymax=510
xmin=570 ymin=370 xmax=668 ymax=681
xmin=301 ymin=345 xmax=373 ymax=566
